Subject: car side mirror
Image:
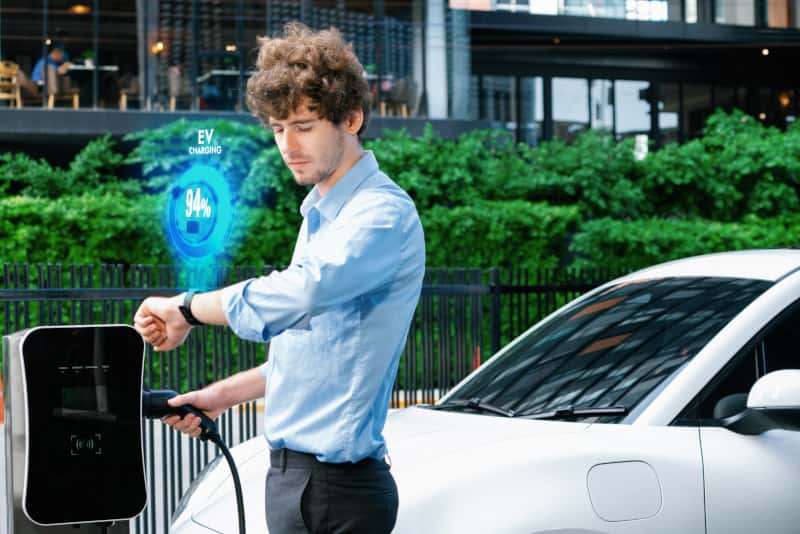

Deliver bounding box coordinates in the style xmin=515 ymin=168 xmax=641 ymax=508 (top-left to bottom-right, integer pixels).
xmin=723 ymin=370 xmax=800 ymax=435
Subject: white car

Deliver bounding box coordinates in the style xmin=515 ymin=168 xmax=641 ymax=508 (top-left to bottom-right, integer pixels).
xmin=170 ymin=250 xmax=800 ymax=534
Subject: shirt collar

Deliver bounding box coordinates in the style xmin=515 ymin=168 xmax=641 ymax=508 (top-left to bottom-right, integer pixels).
xmin=299 ymin=150 xmax=378 ymax=220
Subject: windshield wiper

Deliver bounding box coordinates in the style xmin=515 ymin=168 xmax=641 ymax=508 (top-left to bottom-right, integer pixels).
xmin=518 ymin=405 xmax=628 ymax=420
xmin=429 ymin=397 xmax=516 ymax=418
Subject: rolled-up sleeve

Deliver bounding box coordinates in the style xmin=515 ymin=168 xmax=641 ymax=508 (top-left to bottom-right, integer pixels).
xmin=220 ymin=194 xmax=404 ymax=342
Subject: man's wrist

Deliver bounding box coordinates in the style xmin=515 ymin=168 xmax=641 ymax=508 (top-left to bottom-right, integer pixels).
xmin=178 ymin=291 xmax=205 ymax=326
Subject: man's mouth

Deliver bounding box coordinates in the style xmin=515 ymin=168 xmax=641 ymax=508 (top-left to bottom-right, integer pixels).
xmin=288 ymin=161 xmax=309 ymax=168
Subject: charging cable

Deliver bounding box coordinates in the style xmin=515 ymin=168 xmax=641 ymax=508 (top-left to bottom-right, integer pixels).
xmin=142 ymin=390 xmax=246 ymax=534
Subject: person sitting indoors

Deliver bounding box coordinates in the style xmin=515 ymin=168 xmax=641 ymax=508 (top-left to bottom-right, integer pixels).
xmin=31 ymin=43 xmax=73 ymax=86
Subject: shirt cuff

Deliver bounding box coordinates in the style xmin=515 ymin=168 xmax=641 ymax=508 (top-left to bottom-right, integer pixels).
xmin=220 ymin=279 xmax=272 ymax=343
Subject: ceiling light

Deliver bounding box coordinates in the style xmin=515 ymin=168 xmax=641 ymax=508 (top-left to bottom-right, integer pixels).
xmin=761 ymin=48 xmax=769 ymax=56
xmin=225 ymin=44 xmax=237 ymax=52
xmin=758 ymin=112 xmax=766 ymax=120
xmin=151 ymin=41 xmax=164 ymax=55
xmin=69 ymin=4 xmax=91 ymax=14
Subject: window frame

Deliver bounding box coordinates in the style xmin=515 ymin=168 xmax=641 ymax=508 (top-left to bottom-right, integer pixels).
xmin=671 ymin=297 xmax=800 ymax=427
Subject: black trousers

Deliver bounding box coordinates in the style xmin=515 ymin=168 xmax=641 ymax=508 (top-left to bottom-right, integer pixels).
xmin=266 ymin=448 xmax=399 ymax=534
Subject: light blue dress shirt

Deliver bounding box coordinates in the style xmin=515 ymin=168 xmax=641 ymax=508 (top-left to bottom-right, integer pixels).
xmin=221 ymin=150 xmax=426 ymax=463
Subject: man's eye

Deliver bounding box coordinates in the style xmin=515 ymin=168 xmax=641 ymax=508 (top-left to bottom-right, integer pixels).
xmin=297 ymin=126 xmax=311 ymax=132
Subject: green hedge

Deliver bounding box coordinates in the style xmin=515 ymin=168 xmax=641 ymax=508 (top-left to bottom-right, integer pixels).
xmin=422 ymin=201 xmax=579 ymax=270
xmin=571 ymin=214 xmax=800 ymax=271
xmin=0 ymin=193 xmax=167 ymax=265
xmin=1 ymin=109 xmax=800 ymax=271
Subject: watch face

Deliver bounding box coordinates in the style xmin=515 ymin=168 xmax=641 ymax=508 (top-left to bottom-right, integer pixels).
xmin=165 ymin=164 xmax=233 ymax=260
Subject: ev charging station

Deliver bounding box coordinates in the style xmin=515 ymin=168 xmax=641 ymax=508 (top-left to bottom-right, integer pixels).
xmin=3 ymin=325 xmax=146 ymax=534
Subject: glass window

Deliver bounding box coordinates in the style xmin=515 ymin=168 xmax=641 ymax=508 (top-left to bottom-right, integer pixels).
xmin=529 ymin=0 xmax=560 ymax=15
xmin=564 ymin=0 xmax=626 ymax=17
xmin=685 ymin=0 xmax=699 ymax=21
xmin=625 ymin=0 xmax=669 ymax=20
xmin=482 ymin=75 xmax=515 ymax=123
xmin=591 ymin=79 xmax=614 ymax=134
xmin=615 ymin=80 xmax=651 ymax=140
xmin=469 ymin=75 xmax=480 ymax=120
xmin=442 ymin=277 xmax=771 ymax=423
xmin=776 ymin=88 xmax=798 ymax=126
xmin=717 ymin=85 xmax=749 ymax=114
xmin=520 ymin=76 xmax=544 ymax=145
xmin=679 ymin=300 xmax=800 ymax=424
xmin=668 ymin=0 xmax=684 ymax=20
xmin=553 ymin=77 xmax=589 ymax=142
xmin=683 ymin=83 xmax=712 ymax=139
xmin=659 ymin=82 xmax=680 ymax=145
xmin=715 ymin=0 xmax=756 ymax=25
xmin=494 ymin=0 xmax=534 ymax=12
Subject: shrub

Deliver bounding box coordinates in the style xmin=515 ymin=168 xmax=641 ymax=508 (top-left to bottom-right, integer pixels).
xmin=570 ymin=214 xmax=800 ymax=271
xmin=0 ymin=193 xmax=168 ymax=265
xmin=421 ymin=201 xmax=579 ymax=269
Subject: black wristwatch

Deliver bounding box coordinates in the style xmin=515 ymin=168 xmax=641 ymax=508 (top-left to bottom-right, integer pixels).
xmin=178 ymin=290 xmax=204 ymax=326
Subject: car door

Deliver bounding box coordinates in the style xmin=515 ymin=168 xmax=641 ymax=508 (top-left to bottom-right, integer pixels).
xmin=684 ymin=300 xmax=800 ymax=534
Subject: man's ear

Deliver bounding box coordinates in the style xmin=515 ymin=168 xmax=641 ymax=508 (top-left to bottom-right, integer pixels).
xmin=346 ymin=108 xmax=364 ymax=135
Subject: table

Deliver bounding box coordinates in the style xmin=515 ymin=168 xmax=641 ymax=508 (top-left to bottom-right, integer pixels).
xmin=196 ymin=69 xmax=253 ymax=84
xmin=66 ymin=64 xmax=120 ymax=108
xmin=67 ymin=64 xmax=119 ymax=73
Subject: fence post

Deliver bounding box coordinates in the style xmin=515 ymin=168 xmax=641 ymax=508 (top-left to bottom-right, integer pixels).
xmin=490 ymin=267 xmax=501 ymax=356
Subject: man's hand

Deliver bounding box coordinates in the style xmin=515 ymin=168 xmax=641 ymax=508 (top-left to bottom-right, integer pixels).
xmin=133 ymin=295 xmax=191 ymax=351
xmin=163 ymin=387 xmax=228 ymax=439
xmin=57 ymin=62 xmax=73 ymax=75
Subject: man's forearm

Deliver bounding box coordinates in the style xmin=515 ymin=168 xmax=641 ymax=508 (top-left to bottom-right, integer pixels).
xmin=189 ymin=289 xmax=229 ymax=326
xmin=210 ymin=365 xmax=267 ymax=408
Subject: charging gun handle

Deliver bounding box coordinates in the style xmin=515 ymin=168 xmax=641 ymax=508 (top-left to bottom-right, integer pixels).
xmin=142 ymin=389 xmax=219 ymax=442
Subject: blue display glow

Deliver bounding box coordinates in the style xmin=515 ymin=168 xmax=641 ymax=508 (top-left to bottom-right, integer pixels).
xmin=164 ymin=163 xmax=234 ymax=267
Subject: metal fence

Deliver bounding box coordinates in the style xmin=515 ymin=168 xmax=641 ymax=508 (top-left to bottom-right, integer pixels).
xmin=0 ymin=263 xmax=618 ymax=533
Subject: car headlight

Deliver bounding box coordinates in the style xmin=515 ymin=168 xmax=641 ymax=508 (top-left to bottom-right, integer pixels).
xmin=171 ymin=455 xmax=223 ymax=524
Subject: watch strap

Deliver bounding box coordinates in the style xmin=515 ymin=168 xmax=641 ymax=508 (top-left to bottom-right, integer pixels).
xmin=179 ymin=290 xmax=204 ymax=326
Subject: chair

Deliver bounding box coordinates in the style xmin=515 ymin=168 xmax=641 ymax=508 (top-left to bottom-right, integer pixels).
xmin=0 ymin=61 xmax=22 ymax=108
xmin=168 ymin=65 xmax=197 ymax=111
xmin=119 ymin=75 xmax=142 ymax=111
xmin=380 ymin=78 xmax=416 ymax=118
xmin=45 ymin=64 xmax=79 ymax=109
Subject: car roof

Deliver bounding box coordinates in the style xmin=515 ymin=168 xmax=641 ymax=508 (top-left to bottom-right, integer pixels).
xmin=618 ymin=249 xmax=800 ymax=283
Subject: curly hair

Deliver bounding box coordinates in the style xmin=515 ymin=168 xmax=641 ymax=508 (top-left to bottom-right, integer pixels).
xmin=246 ymin=22 xmax=371 ymax=141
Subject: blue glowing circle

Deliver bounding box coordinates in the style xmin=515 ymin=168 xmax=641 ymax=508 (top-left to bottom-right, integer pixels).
xmin=165 ymin=164 xmax=234 ymax=260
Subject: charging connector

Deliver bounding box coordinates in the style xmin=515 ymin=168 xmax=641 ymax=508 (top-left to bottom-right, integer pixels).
xmin=142 ymin=390 xmax=246 ymax=534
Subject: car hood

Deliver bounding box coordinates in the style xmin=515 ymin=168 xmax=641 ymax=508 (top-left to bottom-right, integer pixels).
xmin=187 ymin=407 xmax=590 ymax=533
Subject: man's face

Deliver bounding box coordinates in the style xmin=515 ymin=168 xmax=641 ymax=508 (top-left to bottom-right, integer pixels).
xmin=268 ymin=100 xmax=346 ymax=188
xmin=50 ymin=48 xmax=64 ymax=62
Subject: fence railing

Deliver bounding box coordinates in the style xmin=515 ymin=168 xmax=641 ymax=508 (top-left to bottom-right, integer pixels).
xmin=0 ymin=263 xmax=619 ymax=534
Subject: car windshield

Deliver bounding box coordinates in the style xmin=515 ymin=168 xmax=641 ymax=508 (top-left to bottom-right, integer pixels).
xmin=444 ymin=277 xmax=771 ymax=423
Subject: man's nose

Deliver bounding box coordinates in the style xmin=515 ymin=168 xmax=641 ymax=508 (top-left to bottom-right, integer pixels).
xmin=281 ymin=128 xmax=300 ymax=154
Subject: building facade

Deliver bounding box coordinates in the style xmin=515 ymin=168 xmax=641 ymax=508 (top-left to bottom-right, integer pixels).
xmin=1 ymin=0 xmax=799 ymax=150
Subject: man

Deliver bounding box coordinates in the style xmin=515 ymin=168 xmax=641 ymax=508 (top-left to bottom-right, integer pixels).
xmin=31 ymin=44 xmax=73 ymax=84
xmin=133 ymin=22 xmax=425 ymax=534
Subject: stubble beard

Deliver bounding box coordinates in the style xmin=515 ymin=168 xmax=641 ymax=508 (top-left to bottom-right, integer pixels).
xmin=292 ymin=130 xmax=345 ymax=188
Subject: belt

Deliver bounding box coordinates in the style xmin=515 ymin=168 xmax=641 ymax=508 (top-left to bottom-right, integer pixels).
xmin=270 ymin=448 xmax=389 ymax=473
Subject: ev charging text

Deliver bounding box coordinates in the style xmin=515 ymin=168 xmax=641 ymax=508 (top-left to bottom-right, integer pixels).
xmin=189 ymin=128 xmax=223 ymax=155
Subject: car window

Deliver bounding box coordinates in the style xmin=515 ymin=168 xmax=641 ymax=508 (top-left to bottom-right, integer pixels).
xmin=676 ymin=299 xmax=800 ymax=425
xmin=447 ymin=277 xmax=771 ymax=423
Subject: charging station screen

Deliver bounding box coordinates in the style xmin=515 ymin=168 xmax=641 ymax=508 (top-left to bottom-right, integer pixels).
xmin=21 ymin=325 xmax=147 ymax=525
